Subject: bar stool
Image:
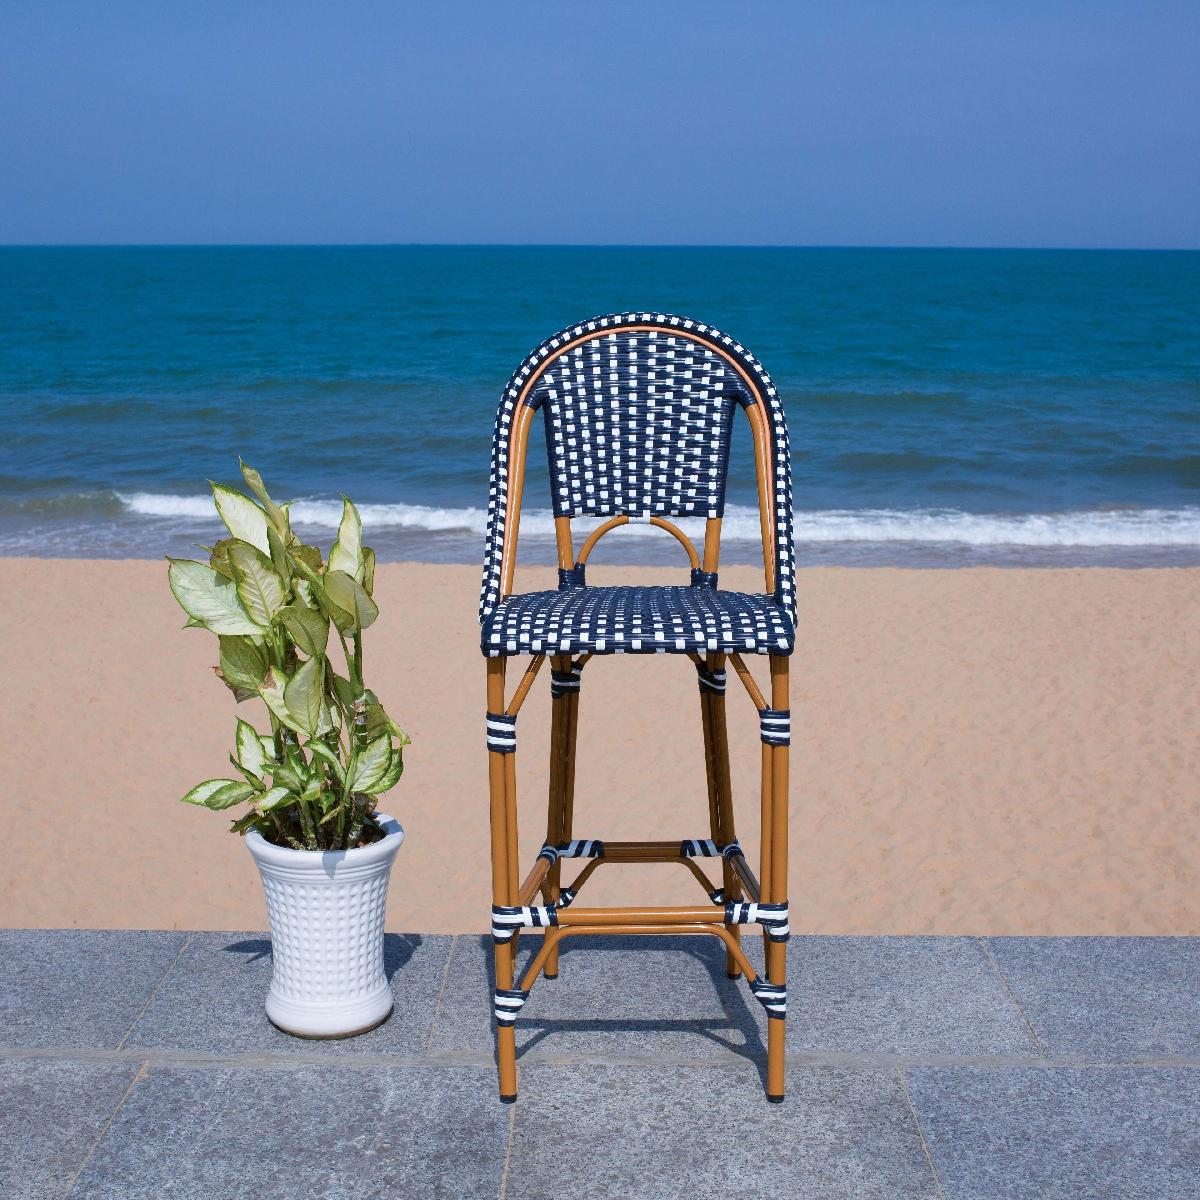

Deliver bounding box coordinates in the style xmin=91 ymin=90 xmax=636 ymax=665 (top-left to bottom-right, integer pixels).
xmin=479 ymin=312 xmax=794 ymax=1101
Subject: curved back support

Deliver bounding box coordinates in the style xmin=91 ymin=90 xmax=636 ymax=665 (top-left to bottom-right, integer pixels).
xmin=531 ymin=330 xmax=746 ymax=520
xmin=480 ymin=313 xmax=794 ymax=623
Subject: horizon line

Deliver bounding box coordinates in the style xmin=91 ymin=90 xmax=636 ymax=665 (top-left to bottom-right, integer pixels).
xmin=1 ymin=241 xmax=1197 ymax=253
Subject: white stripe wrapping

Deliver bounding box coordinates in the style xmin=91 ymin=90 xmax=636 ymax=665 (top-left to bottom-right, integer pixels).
xmin=537 ymin=839 xmax=604 ymax=865
xmin=680 ymin=838 xmax=743 ymax=859
xmin=494 ymin=987 xmax=529 ymax=1026
xmin=749 ymin=977 xmax=787 ymax=1019
xmin=759 ymin=708 xmax=791 ymax=747
xmin=726 ymin=900 xmax=790 ymax=941
xmin=550 ymin=663 xmax=584 ymax=698
xmin=491 ymin=904 xmax=558 ymax=942
xmin=486 ymin=712 xmax=517 ymax=753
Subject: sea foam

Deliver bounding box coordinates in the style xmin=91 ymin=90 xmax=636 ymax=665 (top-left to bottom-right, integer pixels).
xmin=115 ymin=493 xmax=1200 ymax=548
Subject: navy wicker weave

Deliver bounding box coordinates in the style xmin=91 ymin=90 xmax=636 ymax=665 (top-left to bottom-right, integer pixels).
xmin=480 ymin=312 xmax=794 ymax=1102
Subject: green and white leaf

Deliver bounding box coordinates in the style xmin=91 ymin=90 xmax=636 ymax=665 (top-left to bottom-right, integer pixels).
xmin=228 ymin=542 xmax=287 ymax=626
xmin=331 ymin=672 xmax=357 ymax=709
xmin=168 ymin=559 xmax=266 ymax=635
xmin=364 ymin=702 xmax=410 ymax=745
xmin=228 ymin=753 xmax=262 ymax=787
xmin=293 ymin=578 xmax=317 ymax=610
xmin=180 ymin=778 xmax=255 ymax=810
xmin=328 ymin=497 xmax=363 ymax=579
xmin=235 ymin=718 xmax=267 ymax=777
xmin=269 ymin=758 xmax=305 ymax=792
xmin=324 ymin=570 xmax=378 ymax=632
xmin=277 ymin=604 xmax=329 ymax=657
xmin=257 ymin=786 xmax=294 ymax=811
xmin=258 ymin=669 xmax=307 ymax=737
xmin=239 ymin=461 xmax=290 ymax=538
xmin=267 ymin=523 xmax=290 ymax=583
xmin=346 ymin=734 xmax=391 ymax=793
xmin=181 ymin=779 xmax=236 ymax=807
xmin=366 ymin=745 xmax=404 ymax=795
xmin=209 ymin=538 xmax=237 ymax=580
xmin=218 ymin=635 xmax=268 ymax=690
xmin=211 ymin=484 xmax=270 ymax=554
xmin=291 ymin=544 xmax=324 ymax=573
xmin=361 ymin=546 xmax=376 ymax=595
xmin=284 ymin=655 xmax=324 ymax=737
xmin=306 ymin=739 xmax=346 ymax=782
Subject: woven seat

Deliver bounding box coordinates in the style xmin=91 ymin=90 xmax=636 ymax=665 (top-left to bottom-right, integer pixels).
xmin=476 ymin=313 xmax=794 ymax=1105
xmin=482 ymin=584 xmax=795 ymax=656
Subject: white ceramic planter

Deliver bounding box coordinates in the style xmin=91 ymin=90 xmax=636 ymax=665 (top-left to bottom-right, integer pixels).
xmin=245 ymin=814 xmax=404 ymax=1038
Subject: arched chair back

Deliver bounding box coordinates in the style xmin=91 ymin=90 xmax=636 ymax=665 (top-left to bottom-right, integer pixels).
xmin=479 ymin=313 xmax=794 ymax=635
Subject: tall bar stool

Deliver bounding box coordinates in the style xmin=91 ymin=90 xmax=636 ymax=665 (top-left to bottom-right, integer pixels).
xmin=479 ymin=312 xmax=794 ymax=1101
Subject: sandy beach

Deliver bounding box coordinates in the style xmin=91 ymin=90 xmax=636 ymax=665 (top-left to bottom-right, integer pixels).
xmin=2 ymin=559 xmax=1196 ymax=935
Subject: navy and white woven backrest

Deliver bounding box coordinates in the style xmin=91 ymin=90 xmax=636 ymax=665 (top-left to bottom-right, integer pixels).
xmin=480 ymin=313 xmax=793 ymax=623
xmin=532 ymin=330 xmax=742 ymax=521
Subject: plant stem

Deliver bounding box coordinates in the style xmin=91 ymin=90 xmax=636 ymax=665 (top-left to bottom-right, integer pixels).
xmin=336 ymin=627 xmax=355 ymax=685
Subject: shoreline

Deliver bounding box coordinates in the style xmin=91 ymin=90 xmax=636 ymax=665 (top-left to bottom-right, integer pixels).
xmin=3 ymin=498 xmax=1199 ymax=569
xmin=3 ymin=559 xmax=1197 ymax=935
xmin=4 ymin=546 xmax=1200 ymax=569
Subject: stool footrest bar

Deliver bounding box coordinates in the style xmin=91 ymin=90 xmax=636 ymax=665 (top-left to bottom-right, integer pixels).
xmin=537 ymin=838 xmax=604 ymax=865
xmin=555 ymin=905 xmax=727 ymax=926
xmin=680 ymin=837 xmax=744 ymax=859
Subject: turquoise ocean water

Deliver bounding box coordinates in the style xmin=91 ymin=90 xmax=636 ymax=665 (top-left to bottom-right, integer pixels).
xmin=1 ymin=246 xmax=1196 ymax=566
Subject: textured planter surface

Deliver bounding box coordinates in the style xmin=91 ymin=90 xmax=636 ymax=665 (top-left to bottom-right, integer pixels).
xmin=245 ymin=815 xmax=404 ymax=1037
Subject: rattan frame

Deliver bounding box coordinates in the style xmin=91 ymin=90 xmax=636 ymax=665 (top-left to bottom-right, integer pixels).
xmin=482 ymin=314 xmax=792 ymax=1102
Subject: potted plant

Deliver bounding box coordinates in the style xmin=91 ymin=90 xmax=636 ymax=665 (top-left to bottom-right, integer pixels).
xmin=168 ymin=462 xmax=410 ymax=1038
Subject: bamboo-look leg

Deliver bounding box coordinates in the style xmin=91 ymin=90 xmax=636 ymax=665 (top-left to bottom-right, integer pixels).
xmin=543 ymin=655 xmax=571 ymax=979
xmin=765 ymin=654 xmax=790 ymax=1102
xmin=700 ymin=653 xmax=741 ymax=978
xmin=486 ymin=658 xmax=519 ymax=1102
xmin=559 ymin=667 xmax=582 ymax=919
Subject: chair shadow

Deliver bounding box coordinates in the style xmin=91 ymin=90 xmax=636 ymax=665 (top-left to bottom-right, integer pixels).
xmin=219 ymin=933 xmax=424 ymax=983
xmin=466 ymin=933 xmax=771 ymax=1090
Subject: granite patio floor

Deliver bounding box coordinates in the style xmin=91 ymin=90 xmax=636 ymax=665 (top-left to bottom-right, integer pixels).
xmin=1 ymin=931 xmax=1197 ymax=1199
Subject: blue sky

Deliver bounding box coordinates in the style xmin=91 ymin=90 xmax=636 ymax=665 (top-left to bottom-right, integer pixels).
xmin=1 ymin=2 xmax=1197 ymax=247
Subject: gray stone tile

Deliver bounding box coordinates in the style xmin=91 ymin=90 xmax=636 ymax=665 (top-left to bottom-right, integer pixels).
xmin=986 ymin=936 xmax=1200 ymax=1059
xmin=0 ymin=1057 xmax=140 ymax=1200
xmin=71 ymin=1062 xmax=507 ymax=1199
xmin=426 ymin=934 xmax=770 ymax=1064
xmin=0 ymin=929 xmax=187 ymax=1048
xmin=124 ymin=931 xmax=452 ymax=1057
xmin=509 ymin=1063 xmax=940 ymax=1200
xmin=787 ymin=936 xmax=1038 ymax=1057
xmin=906 ymin=1065 xmax=1200 ymax=1200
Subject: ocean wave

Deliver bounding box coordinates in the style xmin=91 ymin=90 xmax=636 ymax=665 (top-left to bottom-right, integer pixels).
xmin=107 ymin=492 xmax=1200 ymax=548
xmin=117 ymin=491 xmax=497 ymax=533
xmin=789 ymin=507 xmax=1200 ymax=547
